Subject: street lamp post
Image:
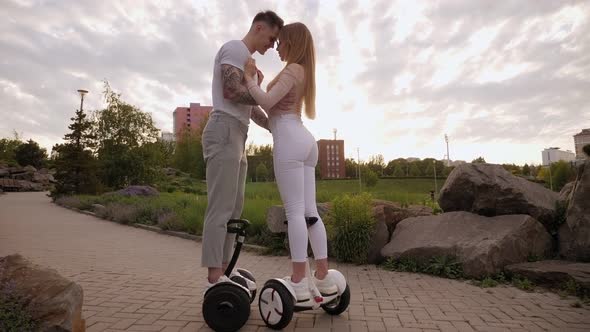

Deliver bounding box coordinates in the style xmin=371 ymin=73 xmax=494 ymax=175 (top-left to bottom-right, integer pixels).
xmin=445 ymin=134 xmax=450 ymax=166
xmin=357 ymin=147 xmax=361 ymax=192
xmin=548 ymin=154 xmax=553 ymax=191
xmin=433 ymin=160 xmax=438 ymax=199
xmin=77 ymin=89 xmax=88 ymax=112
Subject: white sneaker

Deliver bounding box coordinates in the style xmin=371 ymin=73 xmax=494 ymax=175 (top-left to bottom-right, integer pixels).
xmin=203 ymin=275 xmax=250 ymax=297
xmin=313 ymin=272 xmax=338 ymax=296
xmin=284 ymin=276 xmax=311 ymax=303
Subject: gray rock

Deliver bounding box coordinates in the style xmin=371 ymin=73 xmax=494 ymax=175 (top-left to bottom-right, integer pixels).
xmin=505 ymin=260 xmax=590 ymax=290
xmin=381 ymin=211 xmax=553 ymax=278
xmin=438 ymin=163 xmax=559 ymax=229
xmin=558 ymin=182 xmax=575 ymax=204
xmin=559 ymin=160 xmax=590 ymax=261
xmin=116 ymin=185 xmax=159 ymax=196
xmin=0 ymin=254 xmax=85 ymax=331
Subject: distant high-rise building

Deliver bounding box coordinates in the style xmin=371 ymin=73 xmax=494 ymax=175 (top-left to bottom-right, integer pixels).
xmin=542 ymin=147 xmax=576 ymax=166
xmin=173 ymin=103 xmax=212 ymax=139
xmin=160 ymin=131 xmax=175 ymax=143
xmin=574 ymin=128 xmax=590 ymax=160
xmin=317 ymin=139 xmax=345 ymax=179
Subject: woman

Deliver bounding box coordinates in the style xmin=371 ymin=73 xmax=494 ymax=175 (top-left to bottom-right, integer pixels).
xmin=244 ymin=22 xmax=336 ymax=302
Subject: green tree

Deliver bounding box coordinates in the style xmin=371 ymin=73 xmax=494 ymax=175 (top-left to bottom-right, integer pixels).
xmin=15 ymin=139 xmax=47 ymax=168
xmin=173 ymin=130 xmax=205 ymax=179
xmin=408 ymin=162 xmax=421 ymax=176
xmin=51 ymin=107 xmax=99 ymax=196
xmin=92 ymin=82 xmax=161 ymax=188
xmin=551 ymin=161 xmax=574 ymax=191
xmin=392 ymin=164 xmax=405 ymax=177
xmin=522 ymin=163 xmax=531 ymax=176
xmin=362 ymin=167 xmax=378 ymax=187
xmin=367 ymin=154 xmax=385 ymax=176
xmin=472 ymin=156 xmax=486 ymax=164
xmin=345 ymin=158 xmax=358 ymax=178
xmin=246 ymin=143 xmax=274 ymax=181
xmin=385 ymin=158 xmax=408 ymax=177
xmin=0 ymin=131 xmax=22 ymax=166
xmin=255 ymin=163 xmax=269 ymax=182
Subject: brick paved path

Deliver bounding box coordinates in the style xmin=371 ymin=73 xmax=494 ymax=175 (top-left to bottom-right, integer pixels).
xmin=1 ymin=192 xmax=588 ymax=331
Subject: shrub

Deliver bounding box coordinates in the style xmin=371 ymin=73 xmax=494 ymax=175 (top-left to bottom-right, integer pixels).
xmin=326 ymin=193 xmax=375 ymax=264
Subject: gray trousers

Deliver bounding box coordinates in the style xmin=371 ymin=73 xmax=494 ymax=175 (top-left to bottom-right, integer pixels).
xmin=200 ymin=111 xmax=248 ymax=268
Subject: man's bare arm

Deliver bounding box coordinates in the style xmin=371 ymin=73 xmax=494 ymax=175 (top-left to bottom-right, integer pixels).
xmin=221 ymin=64 xmax=258 ymax=105
xmin=251 ymin=106 xmax=270 ymax=132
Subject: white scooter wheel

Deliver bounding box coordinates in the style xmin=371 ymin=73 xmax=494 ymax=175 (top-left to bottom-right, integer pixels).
xmin=258 ymin=280 xmax=295 ymax=330
xmin=321 ymin=284 xmax=350 ymax=315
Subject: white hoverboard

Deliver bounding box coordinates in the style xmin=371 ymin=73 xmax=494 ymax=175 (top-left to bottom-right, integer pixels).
xmin=258 ymin=217 xmax=351 ymax=330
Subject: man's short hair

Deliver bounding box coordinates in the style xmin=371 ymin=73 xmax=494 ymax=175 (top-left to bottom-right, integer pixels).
xmin=252 ymin=11 xmax=284 ymax=30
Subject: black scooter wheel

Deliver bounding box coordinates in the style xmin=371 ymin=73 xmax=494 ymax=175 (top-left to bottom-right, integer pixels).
xmin=258 ymin=280 xmax=295 ymax=330
xmin=203 ymin=284 xmax=251 ymax=332
xmin=321 ymin=284 xmax=350 ymax=315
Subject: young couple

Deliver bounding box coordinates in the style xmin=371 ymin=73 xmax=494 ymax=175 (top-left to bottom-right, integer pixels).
xmin=200 ymin=10 xmax=336 ymax=301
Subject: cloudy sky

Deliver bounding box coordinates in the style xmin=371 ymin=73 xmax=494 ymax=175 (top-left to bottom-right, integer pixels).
xmin=1 ymin=0 xmax=589 ymax=165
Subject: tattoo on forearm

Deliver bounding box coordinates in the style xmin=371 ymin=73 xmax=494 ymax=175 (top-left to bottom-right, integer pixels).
xmin=221 ymin=65 xmax=258 ymax=105
xmin=251 ymin=107 xmax=269 ymax=131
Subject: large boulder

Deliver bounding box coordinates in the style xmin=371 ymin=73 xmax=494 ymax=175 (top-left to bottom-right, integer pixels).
xmin=33 ymin=172 xmax=56 ymax=184
xmin=438 ymin=163 xmax=559 ymax=229
xmin=505 ymin=260 xmax=590 ymax=290
xmin=370 ymin=201 xmax=433 ymax=264
xmin=0 ymin=254 xmax=85 ymax=331
xmin=23 ymin=165 xmax=37 ymax=173
xmin=558 ymin=181 xmax=575 ymax=204
xmin=559 ymin=160 xmax=590 ymax=261
xmin=18 ymin=180 xmax=44 ymax=192
xmin=381 ymin=211 xmax=553 ymax=278
xmin=115 ymin=185 xmax=159 ymax=197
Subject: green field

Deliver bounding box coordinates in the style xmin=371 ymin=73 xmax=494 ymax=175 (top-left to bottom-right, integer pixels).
xmin=66 ymin=178 xmax=445 ymax=245
xmin=248 ymin=178 xmax=444 ymax=202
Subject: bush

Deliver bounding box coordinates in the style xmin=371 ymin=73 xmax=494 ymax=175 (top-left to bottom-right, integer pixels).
xmin=55 ymin=196 xmax=87 ymax=210
xmin=512 ymin=277 xmax=535 ymax=291
xmin=326 ymin=193 xmax=375 ymax=264
xmin=424 ymin=256 xmax=463 ymax=279
xmin=105 ymin=203 xmax=140 ymax=224
xmin=362 ymin=169 xmax=378 ymax=187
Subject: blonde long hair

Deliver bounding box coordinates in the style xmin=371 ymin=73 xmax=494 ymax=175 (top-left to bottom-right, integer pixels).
xmin=279 ymin=23 xmax=316 ymax=119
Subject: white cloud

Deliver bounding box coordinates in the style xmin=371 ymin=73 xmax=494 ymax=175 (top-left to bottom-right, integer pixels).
xmin=1 ymin=0 xmax=589 ymax=166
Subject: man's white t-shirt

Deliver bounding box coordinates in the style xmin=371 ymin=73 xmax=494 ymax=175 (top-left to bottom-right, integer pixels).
xmin=211 ymin=40 xmax=254 ymax=126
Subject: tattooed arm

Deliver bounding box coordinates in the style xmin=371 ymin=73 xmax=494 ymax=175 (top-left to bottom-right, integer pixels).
xmin=221 ymin=64 xmax=258 ymax=105
xmin=251 ymin=106 xmax=270 ymax=132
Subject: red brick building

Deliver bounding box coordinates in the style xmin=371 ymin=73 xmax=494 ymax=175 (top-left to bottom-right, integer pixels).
xmin=173 ymin=103 xmax=212 ymax=139
xmin=317 ymin=139 xmax=345 ymax=179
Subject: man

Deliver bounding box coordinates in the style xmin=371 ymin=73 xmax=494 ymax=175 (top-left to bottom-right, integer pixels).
xmin=201 ymin=11 xmax=284 ymax=291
